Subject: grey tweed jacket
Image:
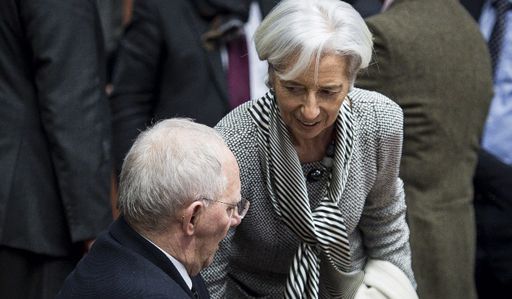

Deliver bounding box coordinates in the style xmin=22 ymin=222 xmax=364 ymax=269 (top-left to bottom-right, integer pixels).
xmin=202 ymin=88 xmax=415 ymax=298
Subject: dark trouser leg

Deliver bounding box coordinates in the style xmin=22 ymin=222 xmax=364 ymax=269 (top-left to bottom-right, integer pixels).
xmin=0 ymin=246 xmax=81 ymax=299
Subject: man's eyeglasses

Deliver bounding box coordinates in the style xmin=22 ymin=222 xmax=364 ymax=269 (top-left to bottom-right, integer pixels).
xmin=202 ymin=197 xmax=250 ymax=219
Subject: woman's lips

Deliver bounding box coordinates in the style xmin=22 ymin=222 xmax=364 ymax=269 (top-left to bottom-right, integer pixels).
xmin=298 ymin=119 xmax=320 ymax=127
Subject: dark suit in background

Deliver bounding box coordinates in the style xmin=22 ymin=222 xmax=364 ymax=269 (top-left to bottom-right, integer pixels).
xmin=96 ymin=0 xmax=125 ymax=81
xmin=356 ymin=0 xmax=493 ymax=298
xmin=349 ymin=0 xmax=383 ymax=17
xmin=0 ymin=0 xmax=113 ymax=298
xmin=460 ymin=0 xmax=486 ymax=20
xmin=110 ymin=0 xmax=276 ymax=175
xmin=473 ymin=150 xmax=512 ymax=298
xmin=57 ymin=217 xmax=210 ymax=299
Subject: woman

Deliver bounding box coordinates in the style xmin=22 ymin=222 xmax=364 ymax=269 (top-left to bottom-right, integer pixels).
xmin=202 ymin=0 xmax=417 ymax=298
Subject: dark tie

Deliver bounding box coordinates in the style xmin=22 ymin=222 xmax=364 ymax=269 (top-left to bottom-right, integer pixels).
xmin=488 ymin=0 xmax=511 ymax=74
xmin=191 ymin=286 xmax=199 ymax=299
xmin=227 ymin=34 xmax=250 ymax=109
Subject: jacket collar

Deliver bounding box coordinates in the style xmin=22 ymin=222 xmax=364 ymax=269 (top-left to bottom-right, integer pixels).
xmin=110 ymin=216 xmax=199 ymax=298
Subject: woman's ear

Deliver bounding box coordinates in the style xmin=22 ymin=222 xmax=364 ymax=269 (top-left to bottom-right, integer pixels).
xmin=267 ymin=65 xmax=275 ymax=89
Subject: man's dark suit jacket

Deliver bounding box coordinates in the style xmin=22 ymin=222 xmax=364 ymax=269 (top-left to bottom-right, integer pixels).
xmin=110 ymin=0 xmax=277 ymax=175
xmin=57 ymin=217 xmax=210 ymax=299
xmin=0 ymin=0 xmax=112 ymax=256
xmin=356 ymin=0 xmax=493 ymax=298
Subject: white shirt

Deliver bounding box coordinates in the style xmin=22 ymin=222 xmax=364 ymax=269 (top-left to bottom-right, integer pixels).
xmin=220 ymin=1 xmax=269 ymax=100
xmin=381 ymin=0 xmax=395 ymax=11
xmin=245 ymin=1 xmax=269 ymax=100
xmin=144 ymin=237 xmax=193 ymax=290
xmin=479 ymin=0 xmax=512 ymax=165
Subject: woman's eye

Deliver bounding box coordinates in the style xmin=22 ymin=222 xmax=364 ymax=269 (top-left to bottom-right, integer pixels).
xmin=319 ymin=89 xmax=339 ymax=98
xmin=284 ymin=86 xmax=303 ymax=93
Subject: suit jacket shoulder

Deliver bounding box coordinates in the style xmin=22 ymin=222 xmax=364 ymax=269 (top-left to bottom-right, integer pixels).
xmin=57 ymin=217 xmax=210 ymax=299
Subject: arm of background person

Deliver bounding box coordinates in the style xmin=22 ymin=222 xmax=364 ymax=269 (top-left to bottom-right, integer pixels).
xmin=22 ymin=0 xmax=113 ymax=244
xmin=109 ymin=0 xmax=162 ymax=176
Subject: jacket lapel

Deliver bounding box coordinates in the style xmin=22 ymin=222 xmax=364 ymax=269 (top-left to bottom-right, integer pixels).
xmin=110 ymin=217 xmax=197 ymax=298
xmin=186 ymin=6 xmax=229 ymax=106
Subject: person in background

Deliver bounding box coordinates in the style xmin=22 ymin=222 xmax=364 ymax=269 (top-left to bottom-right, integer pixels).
xmin=95 ymin=0 xmax=134 ymax=88
xmin=460 ymin=0 xmax=512 ymax=297
xmin=57 ymin=118 xmax=247 ymax=298
xmin=96 ymin=0 xmax=124 ymax=81
xmin=109 ymin=0 xmax=276 ymax=177
xmin=348 ymin=0 xmax=383 ymax=17
xmin=202 ymin=0 xmax=417 ymax=298
xmin=460 ymin=0 xmax=487 ymax=19
xmin=0 ymin=0 xmax=113 ymax=298
xmin=356 ymin=0 xmax=493 ymax=298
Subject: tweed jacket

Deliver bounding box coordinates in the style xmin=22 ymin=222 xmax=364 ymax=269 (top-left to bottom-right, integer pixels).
xmin=202 ymin=88 xmax=415 ymax=298
xmin=356 ymin=0 xmax=493 ymax=298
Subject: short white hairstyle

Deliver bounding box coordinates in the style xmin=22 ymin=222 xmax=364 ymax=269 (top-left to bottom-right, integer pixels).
xmin=254 ymin=0 xmax=373 ymax=83
xmin=118 ymin=118 xmax=229 ymax=233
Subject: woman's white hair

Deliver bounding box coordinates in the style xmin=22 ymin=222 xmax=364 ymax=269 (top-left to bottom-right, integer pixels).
xmin=254 ymin=0 xmax=373 ymax=83
xmin=117 ymin=118 xmax=228 ymax=233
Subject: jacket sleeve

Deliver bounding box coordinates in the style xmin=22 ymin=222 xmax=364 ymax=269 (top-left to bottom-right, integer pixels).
xmin=21 ymin=0 xmax=113 ymax=242
xmin=109 ymin=0 xmax=162 ymax=175
xmin=357 ymin=99 xmax=416 ymax=288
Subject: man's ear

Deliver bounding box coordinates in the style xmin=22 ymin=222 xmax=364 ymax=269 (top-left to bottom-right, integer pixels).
xmin=181 ymin=201 xmax=204 ymax=236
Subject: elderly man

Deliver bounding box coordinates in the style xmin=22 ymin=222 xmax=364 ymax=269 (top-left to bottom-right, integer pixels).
xmin=57 ymin=118 xmax=247 ymax=298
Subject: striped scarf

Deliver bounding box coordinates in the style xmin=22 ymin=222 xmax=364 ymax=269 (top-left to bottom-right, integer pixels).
xmin=248 ymin=91 xmax=355 ymax=298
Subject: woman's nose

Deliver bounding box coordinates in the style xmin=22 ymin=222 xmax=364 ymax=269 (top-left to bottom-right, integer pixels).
xmin=301 ymin=94 xmax=320 ymax=120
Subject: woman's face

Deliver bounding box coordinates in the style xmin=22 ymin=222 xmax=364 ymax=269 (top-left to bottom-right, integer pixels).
xmin=272 ymin=54 xmax=351 ymax=144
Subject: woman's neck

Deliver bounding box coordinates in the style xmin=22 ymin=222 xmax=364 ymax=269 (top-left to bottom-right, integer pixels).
xmin=293 ymin=128 xmax=335 ymax=163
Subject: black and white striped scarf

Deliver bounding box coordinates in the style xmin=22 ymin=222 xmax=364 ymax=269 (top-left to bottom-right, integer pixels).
xmin=248 ymin=91 xmax=355 ymax=298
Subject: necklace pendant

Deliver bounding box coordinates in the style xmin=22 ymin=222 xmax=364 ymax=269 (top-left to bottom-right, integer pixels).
xmin=307 ymin=168 xmax=324 ymax=182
